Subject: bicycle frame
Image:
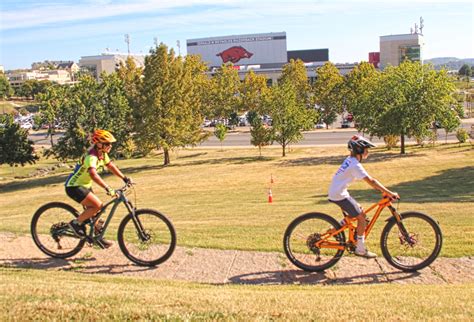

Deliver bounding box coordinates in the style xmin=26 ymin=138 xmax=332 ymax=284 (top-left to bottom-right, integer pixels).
xmin=315 ymin=195 xmax=403 ymax=251
xmin=84 ymin=186 xmax=148 ymax=243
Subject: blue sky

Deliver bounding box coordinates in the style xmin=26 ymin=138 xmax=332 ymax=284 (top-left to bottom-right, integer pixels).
xmin=0 ymin=0 xmax=472 ymax=70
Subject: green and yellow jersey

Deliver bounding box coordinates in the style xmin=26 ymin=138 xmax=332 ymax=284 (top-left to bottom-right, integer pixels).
xmin=65 ymin=148 xmax=111 ymax=188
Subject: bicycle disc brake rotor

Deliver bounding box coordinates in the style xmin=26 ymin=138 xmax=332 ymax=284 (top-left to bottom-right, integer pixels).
xmin=399 ymin=232 xmax=418 ymax=247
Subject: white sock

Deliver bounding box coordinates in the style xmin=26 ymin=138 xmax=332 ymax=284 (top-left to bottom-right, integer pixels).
xmin=356 ymin=235 xmax=365 ymax=251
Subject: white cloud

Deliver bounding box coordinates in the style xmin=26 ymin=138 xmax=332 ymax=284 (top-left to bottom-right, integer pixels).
xmin=4 ymin=0 xmax=470 ymax=31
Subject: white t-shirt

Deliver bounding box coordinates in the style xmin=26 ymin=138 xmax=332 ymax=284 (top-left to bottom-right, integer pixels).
xmin=328 ymin=156 xmax=369 ymax=201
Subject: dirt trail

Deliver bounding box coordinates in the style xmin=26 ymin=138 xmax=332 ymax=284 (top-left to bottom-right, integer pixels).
xmin=1 ymin=232 xmax=472 ymax=285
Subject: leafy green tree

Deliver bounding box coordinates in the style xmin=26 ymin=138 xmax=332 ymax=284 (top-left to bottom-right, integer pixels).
xmin=136 ymin=44 xmax=209 ymax=165
xmin=0 ymin=114 xmax=38 ymax=166
xmin=116 ymin=56 xmax=143 ymax=116
xmin=279 ymin=59 xmax=311 ymax=106
xmin=19 ymin=80 xmax=35 ymax=99
xmin=312 ymin=62 xmax=345 ymax=128
xmin=250 ymin=117 xmax=273 ymax=156
xmin=438 ymin=108 xmax=461 ymax=143
xmin=240 ymin=70 xmax=269 ymax=114
xmin=344 ymin=62 xmax=381 ymax=132
xmin=208 ymin=63 xmax=241 ymax=119
xmin=0 ymin=73 xmax=13 ymax=99
xmin=37 ymin=84 xmax=67 ymax=147
xmin=458 ymin=64 xmax=472 ymax=77
xmin=214 ymin=123 xmax=228 ymax=151
xmin=356 ymin=61 xmax=460 ymax=154
xmin=49 ymin=73 xmax=132 ymax=160
xmin=265 ymin=82 xmax=316 ymax=156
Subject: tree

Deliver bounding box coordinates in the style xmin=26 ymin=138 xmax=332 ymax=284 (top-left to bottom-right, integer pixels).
xmin=438 ymin=107 xmax=461 ymax=143
xmin=0 ymin=114 xmax=38 ymax=167
xmin=116 ymin=56 xmax=143 ymax=115
xmin=279 ymin=59 xmax=311 ymax=107
xmin=369 ymin=61 xmax=460 ymax=154
xmin=19 ymin=80 xmax=35 ymax=99
xmin=214 ymin=123 xmax=228 ymax=151
xmin=344 ymin=62 xmax=381 ymax=133
xmin=250 ymin=117 xmax=273 ymax=156
xmin=37 ymin=84 xmax=67 ymax=147
xmin=458 ymin=64 xmax=472 ymax=77
xmin=265 ymin=82 xmax=316 ymax=156
xmin=208 ymin=63 xmax=241 ymax=119
xmin=49 ymin=73 xmax=132 ymax=160
xmin=240 ymin=70 xmax=269 ymax=115
xmin=0 ymin=73 xmax=13 ymax=99
xmin=312 ymin=62 xmax=345 ymax=128
xmin=136 ymin=44 xmax=209 ymax=165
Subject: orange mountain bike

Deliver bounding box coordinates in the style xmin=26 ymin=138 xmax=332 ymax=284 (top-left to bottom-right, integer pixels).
xmin=283 ymin=194 xmax=442 ymax=272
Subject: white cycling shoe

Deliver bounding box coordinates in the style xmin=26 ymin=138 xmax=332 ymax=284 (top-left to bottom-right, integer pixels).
xmin=355 ymin=248 xmax=377 ymax=259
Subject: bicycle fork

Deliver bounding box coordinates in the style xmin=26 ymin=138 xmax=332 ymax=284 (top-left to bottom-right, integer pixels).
xmin=387 ymin=205 xmax=415 ymax=246
xmin=124 ymin=201 xmax=150 ymax=242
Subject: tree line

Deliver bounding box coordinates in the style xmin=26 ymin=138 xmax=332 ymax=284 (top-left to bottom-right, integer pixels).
xmin=0 ymin=43 xmax=465 ymax=167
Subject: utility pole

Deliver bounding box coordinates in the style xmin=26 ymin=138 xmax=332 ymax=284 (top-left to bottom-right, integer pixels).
xmin=124 ymin=34 xmax=130 ymax=55
xmin=419 ymin=16 xmax=424 ymax=34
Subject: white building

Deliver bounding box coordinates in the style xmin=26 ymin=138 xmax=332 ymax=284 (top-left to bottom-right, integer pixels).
xmin=79 ymin=53 xmax=145 ymax=79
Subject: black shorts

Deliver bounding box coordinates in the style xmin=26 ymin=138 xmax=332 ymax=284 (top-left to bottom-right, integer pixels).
xmin=66 ymin=186 xmax=92 ymax=204
xmin=328 ymin=197 xmax=362 ymax=217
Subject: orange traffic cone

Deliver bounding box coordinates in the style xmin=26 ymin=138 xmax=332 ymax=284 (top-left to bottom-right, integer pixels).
xmin=268 ymin=188 xmax=273 ymax=203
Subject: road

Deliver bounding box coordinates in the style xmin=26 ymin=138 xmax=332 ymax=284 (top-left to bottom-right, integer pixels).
xmin=29 ymin=120 xmax=473 ymax=148
xmin=199 ymin=120 xmax=473 ymax=147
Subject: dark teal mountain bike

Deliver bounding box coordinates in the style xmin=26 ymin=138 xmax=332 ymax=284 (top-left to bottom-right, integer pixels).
xmin=31 ymin=183 xmax=176 ymax=266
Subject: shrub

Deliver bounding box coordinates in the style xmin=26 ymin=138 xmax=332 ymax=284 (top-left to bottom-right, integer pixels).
xmin=383 ymin=135 xmax=399 ymax=150
xmin=456 ymin=128 xmax=469 ymax=143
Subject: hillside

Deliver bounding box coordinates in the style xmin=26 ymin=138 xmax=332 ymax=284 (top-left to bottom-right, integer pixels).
xmin=425 ymin=57 xmax=474 ymax=70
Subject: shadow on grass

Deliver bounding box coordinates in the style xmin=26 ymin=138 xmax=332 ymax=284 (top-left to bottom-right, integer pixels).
xmin=0 ymin=174 xmax=68 ymax=194
xmin=280 ymin=151 xmax=425 ymax=167
xmin=314 ymin=166 xmax=474 ymax=205
xmin=183 ymin=156 xmax=275 ymax=166
xmin=228 ymin=269 xmax=420 ymax=285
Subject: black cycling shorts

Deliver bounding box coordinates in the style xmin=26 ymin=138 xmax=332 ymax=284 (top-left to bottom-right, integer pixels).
xmin=328 ymin=196 xmax=362 ymax=217
xmin=66 ymin=186 xmax=92 ymax=204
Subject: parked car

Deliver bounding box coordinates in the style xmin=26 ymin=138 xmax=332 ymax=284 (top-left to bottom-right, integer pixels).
xmin=315 ymin=122 xmax=326 ymax=129
xmin=20 ymin=122 xmax=33 ymax=130
xmin=341 ymin=120 xmax=351 ymax=128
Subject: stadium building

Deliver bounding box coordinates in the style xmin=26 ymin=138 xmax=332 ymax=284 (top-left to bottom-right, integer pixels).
xmin=186 ymin=32 xmax=337 ymax=85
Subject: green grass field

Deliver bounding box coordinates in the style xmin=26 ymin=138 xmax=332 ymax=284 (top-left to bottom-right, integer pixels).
xmin=1 ymin=143 xmax=473 ymax=320
xmin=1 ymin=143 xmax=473 ymax=256
xmin=1 ymin=268 xmax=472 ymax=320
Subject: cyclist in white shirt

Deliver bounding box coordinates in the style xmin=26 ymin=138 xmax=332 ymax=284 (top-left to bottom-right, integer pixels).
xmin=328 ymin=135 xmax=399 ymax=258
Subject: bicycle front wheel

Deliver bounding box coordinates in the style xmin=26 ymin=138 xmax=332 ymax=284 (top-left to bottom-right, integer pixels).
xmin=283 ymin=212 xmax=346 ymax=272
xmin=31 ymin=202 xmax=85 ymax=259
xmin=118 ymin=209 xmax=176 ymax=266
xmin=381 ymin=212 xmax=442 ymax=272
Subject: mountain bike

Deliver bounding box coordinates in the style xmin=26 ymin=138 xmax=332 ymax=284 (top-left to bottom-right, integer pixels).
xmin=283 ymin=194 xmax=442 ymax=272
xmin=31 ymin=183 xmax=176 ymax=266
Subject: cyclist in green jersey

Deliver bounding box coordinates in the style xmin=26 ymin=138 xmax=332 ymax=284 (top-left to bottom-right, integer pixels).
xmin=65 ymin=129 xmax=132 ymax=247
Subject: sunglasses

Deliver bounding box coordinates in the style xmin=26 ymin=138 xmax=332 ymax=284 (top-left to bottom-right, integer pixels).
xmin=101 ymin=143 xmax=112 ymax=147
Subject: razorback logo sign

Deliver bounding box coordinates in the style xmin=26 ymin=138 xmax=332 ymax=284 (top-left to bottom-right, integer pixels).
xmin=216 ymin=46 xmax=253 ymax=64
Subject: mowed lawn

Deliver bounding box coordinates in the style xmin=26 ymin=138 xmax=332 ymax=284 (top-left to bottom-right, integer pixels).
xmin=1 ymin=268 xmax=473 ymax=320
xmin=0 ymin=143 xmax=473 ymax=257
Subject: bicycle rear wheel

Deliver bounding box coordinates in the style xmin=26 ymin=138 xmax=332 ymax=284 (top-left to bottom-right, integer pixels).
xmin=283 ymin=212 xmax=346 ymax=272
xmin=31 ymin=202 xmax=85 ymax=258
xmin=117 ymin=209 xmax=176 ymax=266
xmin=381 ymin=212 xmax=442 ymax=272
